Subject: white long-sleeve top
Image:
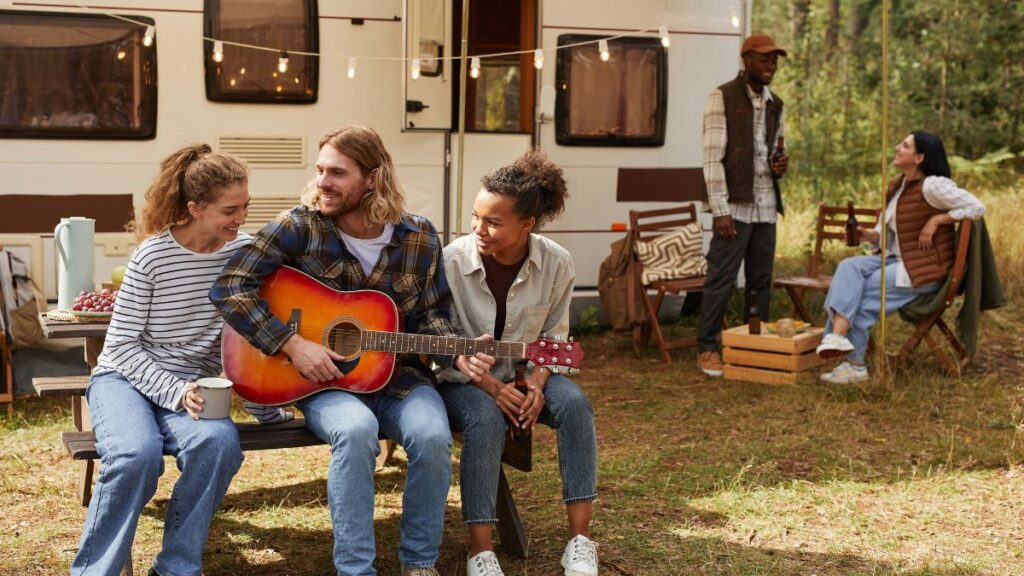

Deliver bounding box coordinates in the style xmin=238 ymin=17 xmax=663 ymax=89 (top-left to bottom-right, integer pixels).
xmin=94 ymin=229 xmax=288 ymax=422
xmin=873 ymin=175 xmax=986 ymax=287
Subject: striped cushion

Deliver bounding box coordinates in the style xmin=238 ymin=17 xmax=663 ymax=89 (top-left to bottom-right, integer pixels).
xmin=634 ymin=224 xmax=707 ymax=285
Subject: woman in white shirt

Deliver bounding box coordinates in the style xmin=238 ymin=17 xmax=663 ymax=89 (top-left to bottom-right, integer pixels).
xmin=816 ymin=131 xmax=985 ymax=383
xmin=439 ymin=151 xmax=598 ymax=576
xmin=73 ymin=144 xmax=287 ymax=576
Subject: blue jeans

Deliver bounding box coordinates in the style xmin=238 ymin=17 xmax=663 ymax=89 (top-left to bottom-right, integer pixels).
xmin=296 ymin=386 xmax=452 ymax=575
xmin=438 ymin=374 xmax=598 ymax=524
xmin=823 ymin=255 xmax=941 ymax=363
xmin=72 ymin=371 xmax=243 ymax=576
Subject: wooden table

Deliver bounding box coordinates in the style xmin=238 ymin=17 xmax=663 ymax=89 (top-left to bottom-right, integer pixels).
xmin=37 ymin=312 xmax=109 ymax=504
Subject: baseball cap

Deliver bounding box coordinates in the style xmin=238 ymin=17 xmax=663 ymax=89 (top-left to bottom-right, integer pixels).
xmin=741 ymin=33 xmax=787 ymax=57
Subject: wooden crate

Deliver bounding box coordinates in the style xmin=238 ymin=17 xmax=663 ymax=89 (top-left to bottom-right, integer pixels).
xmin=722 ymin=325 xmax=824 ymax=385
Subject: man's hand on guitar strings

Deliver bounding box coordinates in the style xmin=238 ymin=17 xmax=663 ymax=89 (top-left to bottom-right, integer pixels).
xmin=282 ymin=334 xmax=347 ymax=382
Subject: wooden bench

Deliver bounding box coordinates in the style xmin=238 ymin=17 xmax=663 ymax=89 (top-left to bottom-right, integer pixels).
xmin=35 ymin=375 xmax=531 ymax=574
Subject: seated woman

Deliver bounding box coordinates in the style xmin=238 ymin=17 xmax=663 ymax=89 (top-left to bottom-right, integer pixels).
xmin=439 ymin=151 xmax=599 ymax=576
xmin=816 ymin=131 xmax=985 ymax=383
xmin=72 ymin=144 xmax=289 ymax=576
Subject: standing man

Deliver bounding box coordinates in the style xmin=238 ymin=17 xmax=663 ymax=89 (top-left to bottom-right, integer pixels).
xmin=211 ymin=125 xmax=490 ymax=576
xmin=697 ymin=33 xmax=789 ymax=377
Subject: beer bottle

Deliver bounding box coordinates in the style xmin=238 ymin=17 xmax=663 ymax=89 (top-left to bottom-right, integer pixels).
xmin=771 ymin=136 xmax=785 ymax=175
xmin=509 ymin=363 xmax=531 ymax=441
xmin=845 ymin=201 xmax=859 ymax=247
xmin=748 ymin=291 xmax=761 ymax=335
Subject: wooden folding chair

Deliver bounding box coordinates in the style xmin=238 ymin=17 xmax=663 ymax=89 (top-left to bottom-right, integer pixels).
xmin=0 ymin=267 xmax=14 ymax=418
xmin=774 ymin=202 xmax=879 ymax=322
xmin=893 ymin=219 xmax=973 ymax=375
xmin=628 ymin=205 xmax=708 ymax=364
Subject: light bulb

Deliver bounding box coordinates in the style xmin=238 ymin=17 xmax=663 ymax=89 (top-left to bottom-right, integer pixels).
xmin=533 ymin=48 xmax=544 ymax=70
xmin=277 ymin=51 xmax=289 ymax=74
xmin=730 ymin=9 xmax=740 ymax=28
xmin=659 ymin=26 xmax=671 ymax=48
xmin=142 ymin=25 xmax=154 ymax=47
xmin=599 ymin=39 xmax=610 ymax=61
xmin=213 ymin=40 xmax=224 ymax=63
xmin=347 ymin=57 xmax=357 ymax=79
xmin=116 ymin=50 xmax=126 ymax=60
xmin=411 ymin=58 xmax=421 ymax=80
xmin=470 ymin=56 xmax=480 ymax=79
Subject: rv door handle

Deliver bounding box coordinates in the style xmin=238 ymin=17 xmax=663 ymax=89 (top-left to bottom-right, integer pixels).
xmin=406 ymin=100 xmax=430 ymax=113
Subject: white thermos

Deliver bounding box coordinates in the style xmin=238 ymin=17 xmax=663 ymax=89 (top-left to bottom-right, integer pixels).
xmin=54 ymin=217 xmax=96 ymax=311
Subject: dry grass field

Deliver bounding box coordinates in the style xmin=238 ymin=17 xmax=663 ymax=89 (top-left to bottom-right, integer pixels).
xmin=2 ymin=191 xmax=1022 ymax=575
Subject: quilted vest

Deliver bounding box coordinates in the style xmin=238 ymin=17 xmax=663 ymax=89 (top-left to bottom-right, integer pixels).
xmin=886 ymin=175 xmax=955 ymax=287
xmin=700 ymin=72 xmax=785 ymax=213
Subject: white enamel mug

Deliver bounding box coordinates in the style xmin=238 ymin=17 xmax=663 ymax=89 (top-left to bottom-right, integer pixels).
xmin=194 ymin=377 xmax=233 ymax=420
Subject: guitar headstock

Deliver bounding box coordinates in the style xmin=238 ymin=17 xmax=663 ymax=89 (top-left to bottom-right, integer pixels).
xmin=525 ymin=337 xmax=584 ymax=371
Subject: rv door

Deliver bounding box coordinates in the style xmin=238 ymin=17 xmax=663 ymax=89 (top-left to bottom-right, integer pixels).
xmin=404 ymin=0 xmax=453 ymax=130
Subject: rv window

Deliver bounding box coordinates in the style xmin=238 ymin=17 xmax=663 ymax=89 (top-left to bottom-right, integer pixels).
xmin=204 ymin=0 xmax=319 ymax=104
xmin=0 ymin=10 xmax=157 ymax=140
xmin=555 ymin=35 xmax=667 ymax=146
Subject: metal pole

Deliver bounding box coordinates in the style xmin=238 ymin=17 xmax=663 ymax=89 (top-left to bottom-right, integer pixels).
xmin=455 ymin=0 xmax=471 ymax=237
xmin=877 ymin=0 xmax=889 ymax=368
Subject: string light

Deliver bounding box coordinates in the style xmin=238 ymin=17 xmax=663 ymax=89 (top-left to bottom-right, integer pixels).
xmin=213 ymin=40 xmax=224 ymax=62
xmin=45 ymin=3 xmax=743 ymax=74
xmin=347 ymin=57 xmax=357 ymax=79
xmin=470 ymin=56 xmax=480 ymax=79
xmin=116 ymin=50 xmax=126 ymax=60
xmin=598 ymin=39 xmax=610 ymax=61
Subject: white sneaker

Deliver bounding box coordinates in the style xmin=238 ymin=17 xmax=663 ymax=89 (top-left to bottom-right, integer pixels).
xmin=561 ymin=534 xmax=599 ymax=576
xmin=467 ymin=550 xmax=504 ymax=576
xmin=816 ymin=333 xmax=855 ymax=359
xmin=820 ymin=361 xmax=868 ymax=384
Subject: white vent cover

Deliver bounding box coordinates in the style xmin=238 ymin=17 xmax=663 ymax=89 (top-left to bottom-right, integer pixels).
xmin=217 ymin=135 xmax=305 ymax=168
xmin=243 ymin=196 xmax=300 ymax=233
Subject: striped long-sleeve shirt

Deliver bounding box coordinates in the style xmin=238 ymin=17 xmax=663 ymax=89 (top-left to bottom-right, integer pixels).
xmin=94 ymin=230 xmax=289 ymax=422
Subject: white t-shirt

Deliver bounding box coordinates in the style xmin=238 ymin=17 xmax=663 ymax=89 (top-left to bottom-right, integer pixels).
xmin=338 ymin=223 xmax=394 ymax=276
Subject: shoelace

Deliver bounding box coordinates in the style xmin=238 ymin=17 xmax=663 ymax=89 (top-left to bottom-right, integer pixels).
xmin=570 ymin=538 xmax=599 ymax=566
xmin=473 ymin=553 xmax=504 ymax=576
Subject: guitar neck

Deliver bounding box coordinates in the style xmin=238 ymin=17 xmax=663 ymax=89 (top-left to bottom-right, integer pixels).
xmin=361 ymin=331 xmax=527 ymax=359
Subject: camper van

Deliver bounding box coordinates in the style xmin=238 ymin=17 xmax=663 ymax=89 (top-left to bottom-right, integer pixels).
xmin=0 ymin=0 xmax=747 ymax=304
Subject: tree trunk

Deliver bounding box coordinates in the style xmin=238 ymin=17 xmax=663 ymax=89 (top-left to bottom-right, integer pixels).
xmin=825 ymin=0 xmax=841 ymax=62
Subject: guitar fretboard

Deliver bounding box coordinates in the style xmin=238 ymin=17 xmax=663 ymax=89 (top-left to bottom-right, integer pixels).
xmin=360 ymin=330 xmax=527 ymax=358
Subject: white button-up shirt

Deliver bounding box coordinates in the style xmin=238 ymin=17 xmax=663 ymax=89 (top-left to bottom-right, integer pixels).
xmin=438 ymin=233 xmax=574 ymax=384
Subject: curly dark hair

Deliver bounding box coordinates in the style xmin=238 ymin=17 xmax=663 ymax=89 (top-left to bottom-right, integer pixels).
xmin=480 ymin=149 xmax=568 ymax=228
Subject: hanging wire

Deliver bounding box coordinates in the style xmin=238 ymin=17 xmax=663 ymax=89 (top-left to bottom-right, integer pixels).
xmin=55 ymin=1 xmax=741 ymax=65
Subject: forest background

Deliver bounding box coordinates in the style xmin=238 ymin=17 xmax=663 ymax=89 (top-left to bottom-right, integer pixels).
xmin=751 ymin=0 xmax=1023 ymax=202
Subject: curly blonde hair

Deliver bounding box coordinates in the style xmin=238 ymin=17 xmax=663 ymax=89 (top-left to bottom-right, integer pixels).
xmin=128 ymin=144 xmax=249 ymax=241
xmin=302 ymin=125 xmax=405 ymax=225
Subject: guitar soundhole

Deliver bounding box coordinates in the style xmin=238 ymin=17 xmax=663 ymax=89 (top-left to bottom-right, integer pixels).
xmin=328 ymin=321 xmax=363 ymax=358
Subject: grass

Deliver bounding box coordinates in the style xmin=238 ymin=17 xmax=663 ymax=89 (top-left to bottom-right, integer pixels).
xmin=2 ymin=189 xmax=1022 ymax=575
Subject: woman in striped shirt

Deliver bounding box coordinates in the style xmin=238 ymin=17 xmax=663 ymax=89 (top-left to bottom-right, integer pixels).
xmin=72 ymin=144 xmax=286 ymax=576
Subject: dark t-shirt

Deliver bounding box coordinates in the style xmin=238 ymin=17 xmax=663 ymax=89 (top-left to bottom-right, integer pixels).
xmin=481 ymin=253 xmax=527 ymax=340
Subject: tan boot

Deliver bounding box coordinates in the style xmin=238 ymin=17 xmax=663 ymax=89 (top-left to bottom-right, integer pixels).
xmin=697 ymin=350 xmax=724 ymax=377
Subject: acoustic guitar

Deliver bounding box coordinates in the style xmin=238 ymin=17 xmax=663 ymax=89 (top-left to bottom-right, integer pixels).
xmin=222 ymin=266 xmax=585 ymax=406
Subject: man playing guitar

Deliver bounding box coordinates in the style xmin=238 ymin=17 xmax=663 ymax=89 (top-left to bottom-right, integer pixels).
xmin=210 ymin=125 xmax=491 ymax=576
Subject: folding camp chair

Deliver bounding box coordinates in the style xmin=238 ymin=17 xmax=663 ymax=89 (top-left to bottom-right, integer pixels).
xmin=893 ymin=219 xmax=973 ymax=374
xmin=774 ymin=202 xmax=879 ymax=322
xmin=628 ymin=205 xmax=708 ymax=364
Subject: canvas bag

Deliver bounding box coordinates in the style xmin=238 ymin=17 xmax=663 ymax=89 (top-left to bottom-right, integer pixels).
xmin=598 ymin=232 xmax=646 ymax=331
xmin=0 ymin=250 xmax=48 ymax=350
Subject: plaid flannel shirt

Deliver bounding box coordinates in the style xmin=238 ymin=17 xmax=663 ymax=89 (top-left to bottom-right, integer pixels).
xmin=210 ymin=205 xmax=457 ymax=398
